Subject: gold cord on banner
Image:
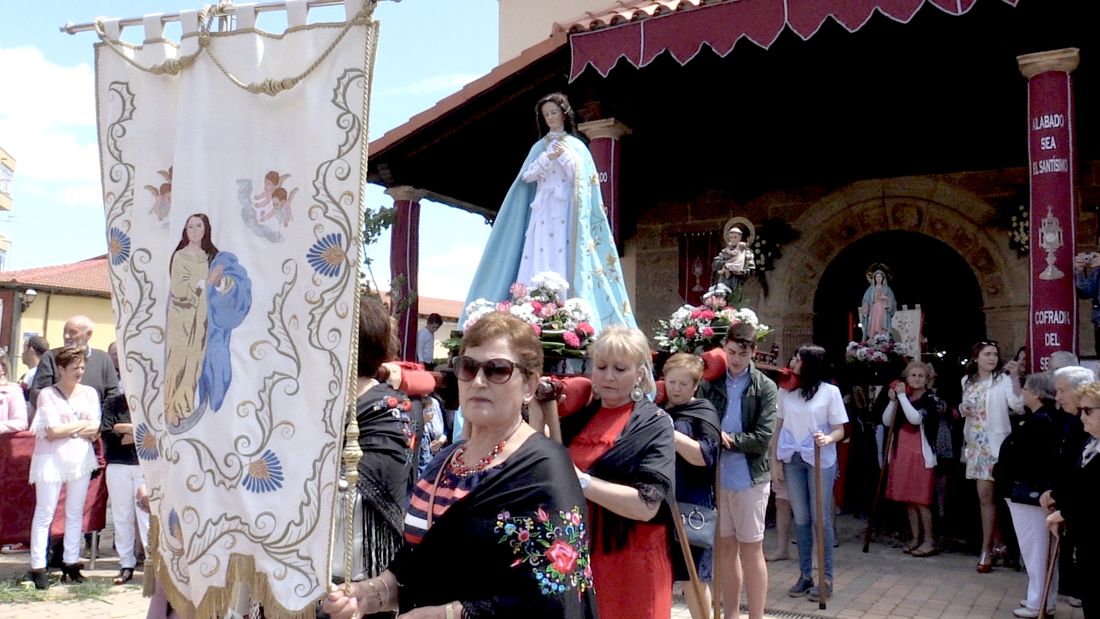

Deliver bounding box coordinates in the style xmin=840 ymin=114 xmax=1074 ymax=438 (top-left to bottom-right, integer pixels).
xmin=94 ymin=1 xmax=377 ymax=96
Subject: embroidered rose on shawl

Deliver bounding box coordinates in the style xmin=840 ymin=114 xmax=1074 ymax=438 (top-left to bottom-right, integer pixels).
xmin=546 ymin=539 xmax=579 ymax=574
xmin=495 ymin=506 xmax=593 ymax=597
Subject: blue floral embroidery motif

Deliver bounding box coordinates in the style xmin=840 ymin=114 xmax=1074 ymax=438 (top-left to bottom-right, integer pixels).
xmin=495 ymin=506 xmax=592 ymax=598
xmin=306 ymin=233 xmax=345 ymax=277
xmin=134 ymin=423 xmax=158 ymax=461
xmin=242 ymin=449 xmax=285 ymax=493
xmin=108 ymin=227 xmax=131 ymax=266
xmin=167 ymin=509 xmax=184 ymax=544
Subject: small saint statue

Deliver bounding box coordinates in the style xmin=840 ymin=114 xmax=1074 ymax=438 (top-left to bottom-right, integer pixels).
xmin=712 ymin=217 xmax=756 ymax=294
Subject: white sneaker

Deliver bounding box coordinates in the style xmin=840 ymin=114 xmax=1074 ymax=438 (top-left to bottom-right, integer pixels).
xmin=1013 ymin=607 xmax=1055 ymax=618
xmin=1058 ymin=595 xmax=1082 ymax=608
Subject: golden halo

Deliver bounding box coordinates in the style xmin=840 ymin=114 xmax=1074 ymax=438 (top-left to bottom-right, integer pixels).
xmin=865 ymin=263 xmax=892 ymax=284
xmin=722 ymin=217 xmax=755 ymax=246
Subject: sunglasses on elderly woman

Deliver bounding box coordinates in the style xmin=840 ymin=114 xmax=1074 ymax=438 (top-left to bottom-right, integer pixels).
xmin=453 ymin=356 xmax=524 ymax=384
xmin=1079 ymin=406 xmax=1100 ymax=417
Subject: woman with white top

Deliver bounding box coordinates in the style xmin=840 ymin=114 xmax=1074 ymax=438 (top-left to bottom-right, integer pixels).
xmin=28 ymin=346 xmax=101 ymax=589
xmin=882 ymin=361 xmax=943 ymax=557
xmin=959 ymin=340 xmax=1023 ymax=573
xmin=774 ymin=344 xmax=848 ymax=603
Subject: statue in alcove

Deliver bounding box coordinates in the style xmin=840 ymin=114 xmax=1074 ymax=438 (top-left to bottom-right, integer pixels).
xmin=711 ymin=217 xmax=756 ymax=294
xmin=859 ymin=265 xmax=897 ymax=341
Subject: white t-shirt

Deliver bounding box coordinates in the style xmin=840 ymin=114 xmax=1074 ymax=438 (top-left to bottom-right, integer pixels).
xmin=776 ymin=383 xmax=848 ymax=468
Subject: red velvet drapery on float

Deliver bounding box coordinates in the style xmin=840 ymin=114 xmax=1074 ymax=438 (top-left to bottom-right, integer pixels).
xmin=568 ymin=0 xmax=1020 ymax=81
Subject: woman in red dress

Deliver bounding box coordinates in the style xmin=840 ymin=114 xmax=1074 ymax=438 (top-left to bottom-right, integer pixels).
xmin=882 ymin=361 xmax=943 ymax=557
xmin=561 ymin=326 xmax=676 ymax=619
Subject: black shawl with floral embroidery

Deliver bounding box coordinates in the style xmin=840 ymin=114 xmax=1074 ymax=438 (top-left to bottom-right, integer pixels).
xmin=387 ymin=433 xmax=597 ymax=618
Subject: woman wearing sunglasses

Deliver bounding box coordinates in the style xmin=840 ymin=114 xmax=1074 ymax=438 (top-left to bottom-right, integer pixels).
xmin=323 ymin=312 xmax=596 ymax=619
xmin=959 ymin=340 xmax=1023 ymax=573
xmin=560 ymin=326 xmax=676 ymax=619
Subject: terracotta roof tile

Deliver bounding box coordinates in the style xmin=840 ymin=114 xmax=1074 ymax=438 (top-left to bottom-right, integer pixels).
xmin=554 ymin=0 xmax=717 ymax=34
xmin=379 ymin=292 xmax=463 ymax=321
xmin=0 ymin=255 xmax=111 ymax=297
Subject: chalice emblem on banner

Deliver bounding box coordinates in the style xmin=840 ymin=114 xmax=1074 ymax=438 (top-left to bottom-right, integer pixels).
xmin=1039 ymin=206 xmax=1065 ymax=280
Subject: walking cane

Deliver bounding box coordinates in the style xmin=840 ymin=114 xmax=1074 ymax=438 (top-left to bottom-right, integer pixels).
xmin=814 ymin=441 xmax=827 ymax=610
xmin=670 ymin=502 xmax=711 ymax=619
xmin=1038 ymin=529 xmax=1061 ymax=619
xmin=863 ymin=420 xmax=895 ymax=553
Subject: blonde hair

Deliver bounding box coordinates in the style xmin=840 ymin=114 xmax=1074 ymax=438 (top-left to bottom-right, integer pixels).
xmin=902 ymin=360 xmax=934 ymax=386
xmin=663 ymin=352 xmax=704 ymax=383
xmin=1075 ymin=381 xmax=1100 ymax=402
xmin=589 ymin=326 xmax=655 ymax=393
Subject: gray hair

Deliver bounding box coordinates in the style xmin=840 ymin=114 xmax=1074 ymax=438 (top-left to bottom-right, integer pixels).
xmin=1053 ymin=365 xmax=1096 ymax=389
xmin=1023 ymin=372 xmax=1056 ymax=401
xmin=1048 ymin=350 xmax=1080 ymax=371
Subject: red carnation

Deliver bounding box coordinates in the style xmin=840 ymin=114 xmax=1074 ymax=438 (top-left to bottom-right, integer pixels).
xmin=702 ymin=327 xmax=714 ymax=337
xmin=685 ymin=326 xmax=697 ymax=338
xmin=577 ymin=322 xmax=594 ymax=336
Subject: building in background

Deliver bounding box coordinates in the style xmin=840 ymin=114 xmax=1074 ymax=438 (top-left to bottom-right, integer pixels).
xmin=0 ymin=146 xmax=14 ymax=272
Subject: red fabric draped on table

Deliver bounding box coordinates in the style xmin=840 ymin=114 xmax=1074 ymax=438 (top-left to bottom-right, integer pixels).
xmin=0 ymin=432 xmax=108 ymax=545
xmin=569 ymin=0 xmax=1020 ymax=80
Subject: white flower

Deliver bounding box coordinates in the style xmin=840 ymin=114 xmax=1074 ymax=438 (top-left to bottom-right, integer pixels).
xmin=563 ymin=297 xmax=593 ymax=322
xmin=530 ymin=271 xmax=570 ymax=294
xmin=462 ymin=298 xmax=498 ymax=331
xmin=509 ymin=303 xmax=539 ymax=326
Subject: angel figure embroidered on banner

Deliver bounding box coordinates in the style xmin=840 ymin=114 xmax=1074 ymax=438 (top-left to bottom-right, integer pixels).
xmin=260 ymin=186 xmax=298 ymax=227
xmin=253 ymin=170 xmax=289 ymax=219
xmin=711 ymin=217 xmax=756 ymax=294
xmin=859 ymin=266 xmax=897 ymax=341
xmin=144 ymin=167 xmax=173 ymax=222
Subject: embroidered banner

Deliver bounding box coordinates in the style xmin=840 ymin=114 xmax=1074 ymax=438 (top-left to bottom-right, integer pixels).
xmin=94 ymin=2 xmax=376 ymax=616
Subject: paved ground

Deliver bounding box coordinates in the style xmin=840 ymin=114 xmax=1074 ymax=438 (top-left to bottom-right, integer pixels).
xmin=0 ymin=514 xmax=1084 ymax=618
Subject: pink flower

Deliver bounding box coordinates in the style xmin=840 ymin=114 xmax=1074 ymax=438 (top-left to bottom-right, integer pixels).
xmin=531 ymin=300 xmax=543 ymax=313
xmin=702 ymin=327 xmax=714 ymax=337
xmin=668 ymin=329 xmax=678 ymax=339
xmin=690 ymin=309 xmax=703 ymax=319
xmin=531 ymin=324 xmax=542 ymax=336
xmin=685 ymin=326 xmax=697 ymax=338
xmin=539 ymin=303 xmax=558 ymax=318
xmin=536 ymin=507 xmax=550 ymax=523
xmin=563 ymin=331 xmax=581 ymax=348
xmin=518 ymin=529 xmax=531 ymax=542
xmin=509 ymin=282 xmax=528 ymax=299
xmin=570 ymin=511 xmax=582 ymax=525
xmin=496 ymin=301 xmax=512 ymax=313
xmin=701 ymin=310 xmax=715 ymax=320
xmin=577 ymin=322 xmax=594 ymax=336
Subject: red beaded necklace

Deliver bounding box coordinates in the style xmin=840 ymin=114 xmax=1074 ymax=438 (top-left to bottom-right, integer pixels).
xmin=449 ymin=422 xmax=521 ymax=477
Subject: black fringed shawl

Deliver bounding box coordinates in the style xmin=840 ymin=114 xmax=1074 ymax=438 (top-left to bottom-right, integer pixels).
xmin=561 ymin=398 xmax=677 ymax=553
xmin=354 ymin=384 xmax=417 ymax=578
xmin=388 ymin=433 xmax=597 ymax=618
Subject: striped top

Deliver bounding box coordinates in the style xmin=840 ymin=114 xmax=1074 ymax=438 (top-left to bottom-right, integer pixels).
xmin=403 ymin=457 xmax=502 ymax=546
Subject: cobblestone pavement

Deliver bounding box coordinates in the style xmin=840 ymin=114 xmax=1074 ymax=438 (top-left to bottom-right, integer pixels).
xmin=1 ymin=514 xmax=1085 ymax=618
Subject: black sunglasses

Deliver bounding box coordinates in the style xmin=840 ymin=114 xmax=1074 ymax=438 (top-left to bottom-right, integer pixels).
xmin=1079 ymin=406 xmax=1100 ymax=417
xmin=453 ymin=356 xmax=525 ymax=384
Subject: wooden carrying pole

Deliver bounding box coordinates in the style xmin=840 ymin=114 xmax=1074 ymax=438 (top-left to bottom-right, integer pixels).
xmin=814 ymin=442 xmax=827 ymax=610
xmin=670 ymin=503 xmax=711 ymax=619
xmin=712 ymin=461 xmax=722 ymax=619
xmin=863 ymin=420 xmax=895 ymax=553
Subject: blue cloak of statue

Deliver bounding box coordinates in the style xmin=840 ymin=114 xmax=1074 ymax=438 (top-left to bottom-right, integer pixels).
xmin=461 ymin=133 xmax=636 ymax=333
xmin=198 ymin=251 xmax=252 ymax=412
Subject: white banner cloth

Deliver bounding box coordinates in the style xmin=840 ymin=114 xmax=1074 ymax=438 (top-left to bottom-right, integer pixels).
xmin=95 ymin=4 xmax=375 ymax=616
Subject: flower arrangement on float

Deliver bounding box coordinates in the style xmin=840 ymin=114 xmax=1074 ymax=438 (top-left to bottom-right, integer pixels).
xmin=653 ymin=284 xmax=772 ymax=354
xmin=845 ymin=332 xmax=911 ymax=365
xmin=461 ymin=271 xmax=597 ymax=357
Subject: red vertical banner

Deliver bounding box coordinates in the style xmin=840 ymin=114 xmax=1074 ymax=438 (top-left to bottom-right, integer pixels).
xmin=1020 ymin=50 xmax=1079 ymax=371
xmin=387 ymin=186 xmax=424 ymax=362
xmin=578 ymin=119 xmax=631 ymax=252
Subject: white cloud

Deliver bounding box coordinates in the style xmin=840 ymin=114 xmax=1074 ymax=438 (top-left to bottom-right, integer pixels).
xmin=376 ymin=72 xmax=481 ymax=97
xmin=417 ymin=242 xmax=485 ymax=301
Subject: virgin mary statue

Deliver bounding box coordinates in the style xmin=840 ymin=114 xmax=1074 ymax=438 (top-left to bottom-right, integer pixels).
xmin=461 ymin=93 xmax=635 ymax=332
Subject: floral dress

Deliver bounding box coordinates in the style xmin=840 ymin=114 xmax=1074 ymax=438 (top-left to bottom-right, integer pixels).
xmin=961 ymin=379 xmax=995 ymax=481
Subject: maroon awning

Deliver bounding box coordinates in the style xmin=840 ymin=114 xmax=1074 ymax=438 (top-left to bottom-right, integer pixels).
xmin=568 ymin=0 xmax=1020 ymax=81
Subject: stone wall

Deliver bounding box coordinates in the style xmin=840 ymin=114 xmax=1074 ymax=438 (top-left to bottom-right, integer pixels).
xmin=627 ymin=162 xmax=1100 ymax=359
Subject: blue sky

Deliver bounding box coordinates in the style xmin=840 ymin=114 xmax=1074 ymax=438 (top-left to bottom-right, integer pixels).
xmin=0 ymin=0 xmax=494 ymax=301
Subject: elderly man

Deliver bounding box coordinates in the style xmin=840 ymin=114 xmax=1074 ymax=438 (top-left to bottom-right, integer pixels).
xmin=30 ymin=315 xmax=119 ymax=406
xmin=1046 ymin=365 xmax=1093 ymax=610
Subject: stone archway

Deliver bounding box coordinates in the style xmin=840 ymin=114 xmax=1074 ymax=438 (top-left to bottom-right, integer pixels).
xmin=760 ymin=177 xmax=1028 ymax=358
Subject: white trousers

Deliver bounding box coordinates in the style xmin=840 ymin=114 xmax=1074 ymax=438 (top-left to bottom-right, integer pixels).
xmin=1007 ymin=500 xmax=1058 ymax=611
xmin=31 ymin=473 xmax=91 ymax=569
xmin=106 ymin=463 xmax=150 ymax=569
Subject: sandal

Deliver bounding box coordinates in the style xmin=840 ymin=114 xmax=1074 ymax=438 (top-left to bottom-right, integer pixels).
xmin=911 ymin=545 xmax=939 ymax=557
xmin=113 ymin=567 xmax=134 ymax=585
xmin=903 ymin=542 xmax=919 ymax=554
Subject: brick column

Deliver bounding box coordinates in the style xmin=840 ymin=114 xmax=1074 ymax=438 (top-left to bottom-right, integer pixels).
xmin=386 ymin=186 xmax=427 ymax=362
xmin=1017 ymin=48 xmax=1079 ymax=370
xmin=578 ymin=118 xmax=631 ymax=251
